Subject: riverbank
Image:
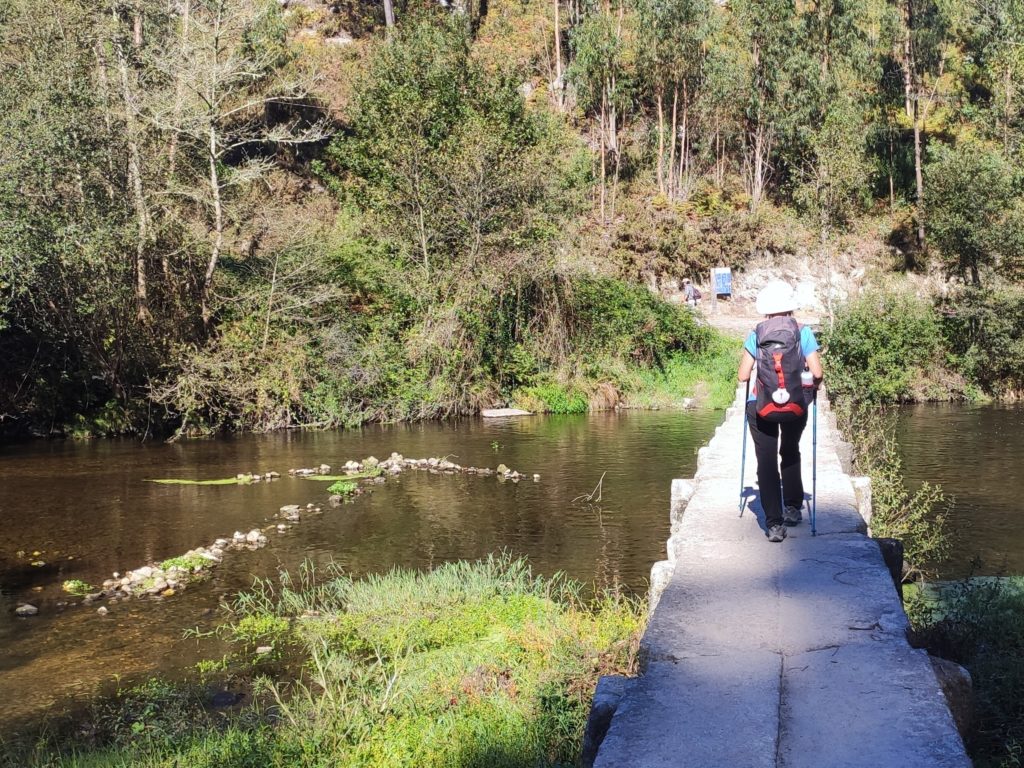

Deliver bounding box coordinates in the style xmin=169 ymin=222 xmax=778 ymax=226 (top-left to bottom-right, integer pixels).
xmin=1 ymin=557 xmax=644 ymax=768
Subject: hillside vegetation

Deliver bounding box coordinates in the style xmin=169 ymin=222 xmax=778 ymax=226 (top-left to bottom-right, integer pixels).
xmin=3 ymin=0 xmax=1024 ymax=436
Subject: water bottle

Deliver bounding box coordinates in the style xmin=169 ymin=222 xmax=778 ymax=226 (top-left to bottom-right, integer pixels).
xmin=801 ymin=368 xmax=815 ymax=404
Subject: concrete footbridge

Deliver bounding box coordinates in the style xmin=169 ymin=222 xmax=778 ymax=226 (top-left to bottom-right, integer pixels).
xmin=585 ymin=387 xmax=971 ymax=768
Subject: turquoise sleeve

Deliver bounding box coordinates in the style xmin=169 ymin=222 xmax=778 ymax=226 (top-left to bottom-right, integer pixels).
xmin=801 ymin=326 xmax=820 ymax=356
xmin=743 ymin=332 xmax=757 ymax=357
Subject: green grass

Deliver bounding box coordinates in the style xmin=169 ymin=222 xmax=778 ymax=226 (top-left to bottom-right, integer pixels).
xmin=14 ymin=556 xmax=643 ymax=768
xmin=627 ymin=330 xmax=739 ymax=410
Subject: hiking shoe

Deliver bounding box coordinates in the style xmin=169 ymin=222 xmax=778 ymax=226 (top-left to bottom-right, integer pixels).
xmin=783 ymin=505 xmax=803 ymax=526
xmin=767 ymin=524 xmax=787 ymax=543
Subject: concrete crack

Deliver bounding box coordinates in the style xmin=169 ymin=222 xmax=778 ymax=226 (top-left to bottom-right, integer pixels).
xmin=774 ymin=652 xmax=785 ymax=768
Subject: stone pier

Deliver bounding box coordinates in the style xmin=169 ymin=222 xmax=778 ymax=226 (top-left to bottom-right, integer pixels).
xmin=586 ymin=388 xmax=970 ymax=768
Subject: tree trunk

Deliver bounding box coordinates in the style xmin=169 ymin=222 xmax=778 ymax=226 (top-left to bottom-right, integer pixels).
xmin=656 ymin=90 xmax=665 ymax=194
xmin=202 ymin=122 xmax=223 ymax=327
xmin=912 ymin=85 xmax=925 ymax=248
xmin=668 ymin=87 xmax=678 ymax=200
xmin=599 ymin=94 xmax=606 ymax=222
xmin=114 ymin=33 xmax=151 ymax=323
xmin=553 ymin=0 xmax=562 ymax=107
xmin=383 ymin=0 xmax=395 ymax=28
xmin=680 ymin=80 xmax=689 ymax=200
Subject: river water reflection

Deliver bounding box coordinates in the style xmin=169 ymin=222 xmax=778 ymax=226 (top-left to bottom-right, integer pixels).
xmin=0 ymin=410 xmax=722 ymax=728
xmin=896 ymin=403 xmax=1024 ymax=578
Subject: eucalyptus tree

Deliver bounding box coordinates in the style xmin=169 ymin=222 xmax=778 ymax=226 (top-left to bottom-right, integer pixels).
xmin=635 ymin=0 xmax=711 ymax=200
xmin=730 ymin=0 xmax=797 ymax=210
xmin=568 ymin=0 xmax=635 ymax=221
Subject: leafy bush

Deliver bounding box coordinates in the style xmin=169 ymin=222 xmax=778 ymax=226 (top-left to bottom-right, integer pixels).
xmin=925 ymin=142 xmax=1024 ymax=286
xmin=941 ymin=286 xmax=1024 ymax=399
xmin=513 ymin=382 xmax=590 ymax=414
xmin=823 ymin=288 xmax=946 ymax=403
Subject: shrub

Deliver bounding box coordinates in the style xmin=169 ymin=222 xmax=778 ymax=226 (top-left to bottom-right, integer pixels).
xmin=941 ymin=286 xmax=1024 ymax=399
xmin=823 ymin=288 xmax=946 ymax=403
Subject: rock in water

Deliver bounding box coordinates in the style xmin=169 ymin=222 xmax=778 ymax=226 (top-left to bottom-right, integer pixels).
xmin=15 ymin=604 xmax=38 ymax=617
xmin=96 ymin=606 xmax=108 ymax=616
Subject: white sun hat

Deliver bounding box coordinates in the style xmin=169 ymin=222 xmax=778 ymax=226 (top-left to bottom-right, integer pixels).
xmin=755 ymin=280 xmax=799 ymax=315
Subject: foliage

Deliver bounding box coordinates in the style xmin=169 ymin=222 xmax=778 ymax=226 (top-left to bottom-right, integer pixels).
xmin=626 ymin=330 xmax=739 ymax=410
xmin=940 ymin=286 xmax=1024 ymax=398
xmin=10 ymin=556 xmax=643 ymax=768
xmin=833 ymin=400 xmax=951 ymax=579
xmin=513 ymin=382 xmax=590 ymax=414
xmin=925 ymin=142 xmax=1024 ymax=286
xmin=823 ymin=287 xmax=949 ymax=403
xmin=908 ymin=577 xmax=1024 ymax=767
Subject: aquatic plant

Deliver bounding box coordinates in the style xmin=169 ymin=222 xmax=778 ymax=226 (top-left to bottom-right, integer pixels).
xmin=302 ymin=468 xmax=383 ymax=482
xmin=148 ymin=477 xmax=247 ymax=486
xmin=160 ymin=553 xmax=210 ymax=572
xmin=326 ymin=480 xmax=358 ymax=495
xmin=61 ymin=579 xmax=94 ymax=596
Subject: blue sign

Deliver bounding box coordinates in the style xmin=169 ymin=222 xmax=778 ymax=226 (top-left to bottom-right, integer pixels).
xmin=712 ymin=267 xmax=732 ymax=296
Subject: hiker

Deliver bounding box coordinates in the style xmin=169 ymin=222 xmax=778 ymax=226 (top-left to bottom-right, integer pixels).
xmin=683 ymin=278 xmax=701 ymax=308
xmin=737 ymin=280 xmax=823 ymax=543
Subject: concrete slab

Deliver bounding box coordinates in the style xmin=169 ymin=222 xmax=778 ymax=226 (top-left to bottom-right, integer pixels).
xmin=594 ymin=655 xmax=781 ymax=768
xmin=589 ymin=387 xmax=970 ymax=768
xmin=780 ymin=644 xmax=971 ymax=768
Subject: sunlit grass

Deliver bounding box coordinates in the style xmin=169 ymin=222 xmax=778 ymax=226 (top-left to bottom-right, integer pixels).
xmin=16 ymin=556 xmax=643 ymax=768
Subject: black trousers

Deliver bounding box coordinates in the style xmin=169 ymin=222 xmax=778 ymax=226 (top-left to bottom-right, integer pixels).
xmin=745 ymin=402 xmax=808 ymax=528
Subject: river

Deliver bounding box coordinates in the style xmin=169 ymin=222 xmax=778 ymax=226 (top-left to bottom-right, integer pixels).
xmin=0 ymin=410 xmax=722 ymax=730
xmin=897 ymin=402 xmax=1024 ymax=578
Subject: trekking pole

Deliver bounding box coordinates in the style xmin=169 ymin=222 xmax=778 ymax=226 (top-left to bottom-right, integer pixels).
xmin=811 ymin=396 xmax=818 ymax=536
xmin=739 ymin=378 xmax=750 ymax=514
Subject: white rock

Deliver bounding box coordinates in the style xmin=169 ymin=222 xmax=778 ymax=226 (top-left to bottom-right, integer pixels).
xmin=15 ymin=604 xmax=38 ymax=617
xmin=256 ymin=645 xmax=273 ymax=655
xmin=533 ymin=474 xmax=541 ymax=481
xmin=245 ymin=529 xmax=262 ymax=544
xmin=233 ymin=531 xmax=246 ymax=542
xmin=97 ymin=606 xmax=108 ymax=616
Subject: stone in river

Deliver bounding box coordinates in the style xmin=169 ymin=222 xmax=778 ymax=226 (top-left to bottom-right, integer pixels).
xmin=15 ymin=604 xmax=38 ymax=617
xmin=96 ymin=606 xmax=108 ymax=616
xmin=481 ymin=408 xmax=532 ymax=417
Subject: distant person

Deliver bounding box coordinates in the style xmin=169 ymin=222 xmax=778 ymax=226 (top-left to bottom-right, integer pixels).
xmin=737 ymin=281 xmax=823 ymax=543
xmin=683 ymin=278 xmax=701 ymax=308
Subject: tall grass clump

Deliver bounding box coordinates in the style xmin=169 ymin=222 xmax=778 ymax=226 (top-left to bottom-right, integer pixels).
xmin=11 ymin=556 xmax=642 ymax=768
